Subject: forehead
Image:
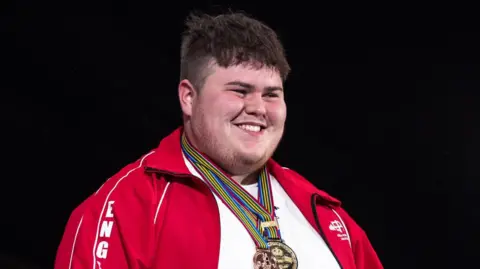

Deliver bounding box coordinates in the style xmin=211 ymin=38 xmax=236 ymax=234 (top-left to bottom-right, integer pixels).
xmin=205 ymin=63 xmax=283 ymax=88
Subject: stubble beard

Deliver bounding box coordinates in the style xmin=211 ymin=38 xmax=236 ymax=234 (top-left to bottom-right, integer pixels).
xmin=189 ymin=121 xmax=279 ymax=177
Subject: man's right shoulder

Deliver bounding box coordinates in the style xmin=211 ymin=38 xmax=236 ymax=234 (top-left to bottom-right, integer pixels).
xmin=73 ymin=151 xmax=158 ymax=215
xmin=56 ymin=150 xmax=166 ymax=269
xmin=95 ymin=151 xmax=156 ymax=196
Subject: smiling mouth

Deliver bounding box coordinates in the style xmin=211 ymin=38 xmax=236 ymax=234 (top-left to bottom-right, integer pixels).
xmin=235 ymin=124 xmax=266 ymax=134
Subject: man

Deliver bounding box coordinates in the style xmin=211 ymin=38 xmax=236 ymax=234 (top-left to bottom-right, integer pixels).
xmin=54 ymin=11 xmax=383 ymax=269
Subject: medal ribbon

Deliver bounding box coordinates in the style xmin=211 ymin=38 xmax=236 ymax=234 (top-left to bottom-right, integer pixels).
xmin=181 ymin=134 xmax=281 ymax=249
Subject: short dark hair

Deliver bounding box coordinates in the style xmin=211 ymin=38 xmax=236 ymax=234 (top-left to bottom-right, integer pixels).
xmin=180 ymin=11 xmax=291 ymax=90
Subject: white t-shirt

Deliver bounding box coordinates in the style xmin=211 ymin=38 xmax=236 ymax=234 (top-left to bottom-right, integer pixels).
xmin=183 ymin=155 xmax=341 ymax=269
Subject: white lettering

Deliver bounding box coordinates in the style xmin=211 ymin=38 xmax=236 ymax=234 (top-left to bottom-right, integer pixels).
xmin=96 ymin=241 xmax=109 ymax=259
xmin=106 ymin=201 xmax=115 ymax=218
xmin=100 ymin=221 xmax=114 ymax=238
xmin=95 ymin=200 xmax=116 ymax=260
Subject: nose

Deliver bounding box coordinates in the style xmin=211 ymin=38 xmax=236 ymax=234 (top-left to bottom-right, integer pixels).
xmin=244 ymin=93 xmax=266 ymax=116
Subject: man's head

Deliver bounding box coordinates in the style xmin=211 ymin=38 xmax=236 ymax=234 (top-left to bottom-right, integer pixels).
xmin=178 ymin=11 xmax=290 ymax=177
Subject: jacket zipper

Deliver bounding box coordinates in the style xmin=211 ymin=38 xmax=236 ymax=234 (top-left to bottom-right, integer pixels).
xmin=311 ymin=193 xmax=344 ymax=269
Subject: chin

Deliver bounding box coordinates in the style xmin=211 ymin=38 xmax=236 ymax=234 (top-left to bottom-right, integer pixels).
xmin=237 ymin=150 xmax=269 ymax=166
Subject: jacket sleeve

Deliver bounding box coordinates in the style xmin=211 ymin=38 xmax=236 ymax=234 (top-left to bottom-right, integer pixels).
xmin=351 ymin=227 xmax=384 ymax=269
xmin=54 ymin=165 xmax=159 ymax=269
xmin=335 ymin=207 xmax=383 ymax=269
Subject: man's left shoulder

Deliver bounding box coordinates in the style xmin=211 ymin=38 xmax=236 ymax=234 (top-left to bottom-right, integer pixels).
xmin=280 ymin=166 xmax=365 ymax=233
xmin=278 ymin=165 xmax=319 ymax=189
xmin=279 ymin=166 xmax=381 ymax=266
xmin=279 ymin=166 xmax=342 ymax=206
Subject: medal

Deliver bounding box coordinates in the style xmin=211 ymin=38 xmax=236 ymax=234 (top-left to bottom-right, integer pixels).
xmin=254 ymin=248 xmax=278 ymax=269
xmin=181 ymin=134 xmax=298 ymax=269
xmin=253 ymin=240 xmax=298 ymax=269
xmin=269 ymin=240 xmax=298 ymax=269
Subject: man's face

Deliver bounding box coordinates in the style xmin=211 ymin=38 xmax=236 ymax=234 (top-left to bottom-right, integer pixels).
xmin=182 ymin=62 xmax=287 ymax=175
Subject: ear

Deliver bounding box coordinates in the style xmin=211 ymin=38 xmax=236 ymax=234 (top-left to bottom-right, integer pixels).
xmin=178 ymin=79 xmax=197 ymax=117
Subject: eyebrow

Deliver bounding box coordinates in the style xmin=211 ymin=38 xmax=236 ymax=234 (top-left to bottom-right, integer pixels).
xmin=225 ymin=81 xmax=284 ymax=92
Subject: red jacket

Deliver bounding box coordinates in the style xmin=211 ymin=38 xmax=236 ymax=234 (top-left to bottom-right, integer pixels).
xmin=55 ymin=127 xmax=383 ymax=269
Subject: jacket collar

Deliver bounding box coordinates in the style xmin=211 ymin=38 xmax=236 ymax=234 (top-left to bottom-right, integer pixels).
xmin=145 ymin=127 xmax=341 ymax=207
xmin=145 ymin=127 xmax=191 ymax=175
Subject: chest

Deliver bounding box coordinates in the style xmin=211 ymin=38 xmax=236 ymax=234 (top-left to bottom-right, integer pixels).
xmin=153 ymin=180 xmax=221 ymax=269
xmin=214 ymin=181 xmax=342 ymax=269
xmin=152 ymin=176 xmax=354 ymax=269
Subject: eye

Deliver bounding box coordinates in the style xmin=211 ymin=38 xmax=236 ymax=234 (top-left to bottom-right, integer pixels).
xmin=264 ymin=92 xmax=279 ymax=98
xmin=264 ymin=90 xmax=283 ymax=99
xmin=231 ymin=89 xmax=247 ymax=96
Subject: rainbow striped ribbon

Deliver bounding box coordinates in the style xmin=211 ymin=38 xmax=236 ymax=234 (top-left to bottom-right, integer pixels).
xmin=181 ymin=134 xmax=281 ymax=249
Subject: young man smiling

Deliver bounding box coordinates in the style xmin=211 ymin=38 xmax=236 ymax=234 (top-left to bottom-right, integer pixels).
xmin=55 ymin=11 xmax=383 ymax=269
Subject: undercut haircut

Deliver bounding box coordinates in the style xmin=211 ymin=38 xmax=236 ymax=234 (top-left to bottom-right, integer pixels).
xmin=180 ymin=11 xmax=291 ymax=90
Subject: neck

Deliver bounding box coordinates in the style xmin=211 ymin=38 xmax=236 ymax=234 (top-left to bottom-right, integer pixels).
xmin=182 ymin=125 xmax=262 ymax=186
xmin=232 ymin=170 xmax=260 ymax=185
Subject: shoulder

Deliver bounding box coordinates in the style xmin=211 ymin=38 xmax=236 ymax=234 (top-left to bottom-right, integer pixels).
xmin=280 ymin=166 xmax=318 ymax=188
xmin=73 ymin=151 xmax=158 ymax=218
xmin=279 ymin=165 xmax=377 ymax=257
xmin=56 ymin=152 xmax=162 ymax=269
xmin=97 ymin=151 xmax=156 ymax=195
xmin=280 ymin=165 xmax=367 ymax=236
xmin=280 ymin=165 xmax=342 ymax=206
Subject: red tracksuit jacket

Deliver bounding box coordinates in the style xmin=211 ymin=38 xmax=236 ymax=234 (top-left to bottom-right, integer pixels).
xmin=55 ymin=127 xmax=383 ymax=269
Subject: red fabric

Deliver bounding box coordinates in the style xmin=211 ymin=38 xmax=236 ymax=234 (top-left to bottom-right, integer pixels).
xmin=55 ymin=127 xmax=383 ymax=269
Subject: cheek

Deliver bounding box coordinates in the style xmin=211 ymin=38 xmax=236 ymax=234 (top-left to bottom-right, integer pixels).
xmin=268 ymin=102 xmax=287 ymax=125
xmin=196 ymin=95 xmax=242 ymax=121
xmin=216 ymin=96 xmax=244 ymax=117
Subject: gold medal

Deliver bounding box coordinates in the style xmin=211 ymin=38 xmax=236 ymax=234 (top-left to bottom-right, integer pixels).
xmin=253 ymin=241 xmax=298 ymax=269
xmin=254 ymin=248 xmax=278 ymax=269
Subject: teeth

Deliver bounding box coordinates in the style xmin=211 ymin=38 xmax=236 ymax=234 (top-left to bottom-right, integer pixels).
xmin=238 ymin=124 xmax=261 ymax=132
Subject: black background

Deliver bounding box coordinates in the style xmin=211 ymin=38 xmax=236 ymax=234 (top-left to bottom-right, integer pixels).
xmin=1 ymin=1 xmax=479 ymax=268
